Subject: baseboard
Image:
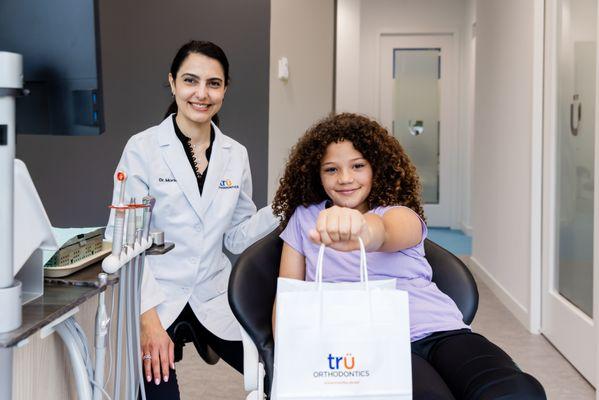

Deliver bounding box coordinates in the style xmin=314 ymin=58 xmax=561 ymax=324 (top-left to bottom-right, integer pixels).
xmin=459 ymin=222 xmax=473 ymax=236
xmin=468 ymin=256 xmax=531 ymax=331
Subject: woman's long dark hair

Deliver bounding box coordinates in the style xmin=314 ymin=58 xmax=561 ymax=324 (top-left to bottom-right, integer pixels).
xmin=164 ymin=40 xmax=230 ymax=126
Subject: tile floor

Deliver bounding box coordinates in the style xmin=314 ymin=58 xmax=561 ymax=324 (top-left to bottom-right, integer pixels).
xmin=427 ymin=228 xmax=472 ymax=256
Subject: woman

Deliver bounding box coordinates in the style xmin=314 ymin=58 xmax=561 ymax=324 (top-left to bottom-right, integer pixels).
xmin=106 ymin=40 xmax=279 ymax=399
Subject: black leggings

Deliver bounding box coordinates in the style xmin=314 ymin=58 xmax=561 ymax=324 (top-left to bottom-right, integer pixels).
xmin=142 ymin=304 xmax=243 ymax=400
xmin=411 ymin=329 xmax=546 ymax=399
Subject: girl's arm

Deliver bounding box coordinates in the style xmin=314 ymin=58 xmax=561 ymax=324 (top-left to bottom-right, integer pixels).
xmin=272 ymin=243 xmax=306 ymax=333
xmin=309 ymin=205 xmax=422 ymax=253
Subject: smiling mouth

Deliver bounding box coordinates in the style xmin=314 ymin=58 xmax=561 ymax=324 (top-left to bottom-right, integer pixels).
xmin=189 ymin=102 xmax=211 ymax=111
xmin=335 ymin=188 xmax=359 ymax=195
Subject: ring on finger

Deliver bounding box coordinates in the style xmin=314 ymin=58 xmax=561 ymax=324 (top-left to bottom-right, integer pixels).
xmin=142 ymin=354 xmax=152 ymax=361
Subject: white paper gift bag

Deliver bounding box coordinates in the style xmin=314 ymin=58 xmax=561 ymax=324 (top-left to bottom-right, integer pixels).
xmin=272 ymin=240 xmax=412 ymax=400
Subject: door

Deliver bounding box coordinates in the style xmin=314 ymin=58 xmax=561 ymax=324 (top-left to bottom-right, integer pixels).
xmin=379 ymin=34 xmax=458 ymax=227
xmin=542 ymin=0 xmax=598 ymax=385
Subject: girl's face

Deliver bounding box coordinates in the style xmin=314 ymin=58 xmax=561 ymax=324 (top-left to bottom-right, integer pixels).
xmin=168 ymin=52 xmax=227 ymax=128
xmin=320 ymin=140 xmax=373 ymax=213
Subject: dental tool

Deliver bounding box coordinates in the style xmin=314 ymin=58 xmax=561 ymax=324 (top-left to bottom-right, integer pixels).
xmin=135 ymin=196 xmax=155 ymax=400
xmin=92 ymin=273 xmax=109 ymax=400
xmin=105 ymin=172 xmax=129 ymax=400
xmin=110 ymin=172 xmax=127 ymax=259
xmin=125 ymin=199 xmax=137 ymax=400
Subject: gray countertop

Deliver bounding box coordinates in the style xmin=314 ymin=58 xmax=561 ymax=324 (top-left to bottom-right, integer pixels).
xmin=0 ymin=263 xmax=117 ymax=348
xmin=0 ymin=242 xmax=174 ymax=348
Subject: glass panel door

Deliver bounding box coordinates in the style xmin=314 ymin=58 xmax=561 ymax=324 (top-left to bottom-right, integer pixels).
xmin=392 ymin=49 xmax=441 ymax=204
xmin=542 ymin=0 xmax=597 ymax=384
xmin=380 ymin=34 xmax=457 ymax=227
xmin=556 ymin=37 xmax=595 ymax=317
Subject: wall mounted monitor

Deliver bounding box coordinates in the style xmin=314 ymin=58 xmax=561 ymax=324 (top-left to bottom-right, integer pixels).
xmin=0 ymin=0 xmax=104 ymax=135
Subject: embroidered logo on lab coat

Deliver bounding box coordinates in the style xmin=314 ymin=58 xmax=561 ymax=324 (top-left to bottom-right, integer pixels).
xmin=219 ymin=179 xmax=239 ymax=189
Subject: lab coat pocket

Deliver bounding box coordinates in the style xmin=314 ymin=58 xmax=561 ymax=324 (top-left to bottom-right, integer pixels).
xmin=214 ymin=266 xmax=231 ymax=295
xmin=201 ymin=292 xmax=241 ymax=341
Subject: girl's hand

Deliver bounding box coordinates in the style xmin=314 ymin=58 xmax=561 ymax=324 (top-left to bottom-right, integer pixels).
xmin=141 ymin=307 xmax=175 ymax=386
xmin=308 ymin=206 xmax=372 ymax=251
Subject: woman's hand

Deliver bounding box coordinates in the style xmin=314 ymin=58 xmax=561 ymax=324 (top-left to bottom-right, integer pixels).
xmin=141 ymin=307 xmax=175 ymax=385
xmin=308 ymin=206 xmax=375 ymax=251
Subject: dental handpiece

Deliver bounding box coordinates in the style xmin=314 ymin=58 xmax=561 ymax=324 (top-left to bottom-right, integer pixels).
xmin=111 ymin=171 xmax=128 ymax=257
xmin=135 ymin=204 xmax=144 ymax=246
xmin=126 ymin=197 xmax=137 ymax=248
xmin=141 ymin=196 xmax=156 ymax=241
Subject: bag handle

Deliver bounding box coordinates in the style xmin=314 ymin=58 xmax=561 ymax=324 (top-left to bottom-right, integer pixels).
xmin=315 ymin=238 xmax=370 ymax=291
xmin=315 ymin=238 xmax=374 ymax=329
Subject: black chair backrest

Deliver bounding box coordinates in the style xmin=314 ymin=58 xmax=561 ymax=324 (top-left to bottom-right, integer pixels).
xmin=228 ymin=230 xmax=479 ymax=389
xmin=229 ymin=230 xmax=282 ymax=388
xmin=423 ymin=239 xmax=478 ymax=324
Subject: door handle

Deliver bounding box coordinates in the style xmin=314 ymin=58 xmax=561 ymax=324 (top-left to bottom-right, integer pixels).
xmin=570 ymin=94 xmax=581 ymax=136
xmin=408 ymin=120 xmax=424 ymax=136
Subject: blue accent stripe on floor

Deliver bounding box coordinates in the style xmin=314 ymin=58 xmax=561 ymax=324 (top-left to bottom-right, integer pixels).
xmin=427 ymin=228 xmax=472 ymax=255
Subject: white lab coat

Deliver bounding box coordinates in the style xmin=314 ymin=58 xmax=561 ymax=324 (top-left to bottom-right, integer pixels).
xmin=106 ymin=116 xmax=279 ymax=340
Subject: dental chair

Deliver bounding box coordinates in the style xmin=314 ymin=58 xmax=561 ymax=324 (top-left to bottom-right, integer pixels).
xmin=228 ymin=229 xmax=479 ymax=400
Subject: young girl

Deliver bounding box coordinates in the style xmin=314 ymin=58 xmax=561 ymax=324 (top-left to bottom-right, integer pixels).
xmin=272 ymin=113 xmax=545 ymax=400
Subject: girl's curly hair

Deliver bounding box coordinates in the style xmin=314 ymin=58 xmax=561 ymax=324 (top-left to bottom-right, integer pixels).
xmin=273 ymin=113 xmax=425 ymax=228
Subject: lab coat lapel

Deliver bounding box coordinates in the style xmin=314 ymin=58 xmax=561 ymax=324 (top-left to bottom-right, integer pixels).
xmin=158 ymin=117 xmax=204 ymax=222
xmin=198 ymin=123 xmax=231 ymax=217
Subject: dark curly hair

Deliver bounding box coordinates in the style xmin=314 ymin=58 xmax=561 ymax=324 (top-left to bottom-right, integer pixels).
xmin=273 ymin=113 xmax=425 ymax=228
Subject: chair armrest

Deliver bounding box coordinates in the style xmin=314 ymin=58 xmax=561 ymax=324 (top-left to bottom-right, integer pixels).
xmin=241 ymin=327 xmax=259 ymax=391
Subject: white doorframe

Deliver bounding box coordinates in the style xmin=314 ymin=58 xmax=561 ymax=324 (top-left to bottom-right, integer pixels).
xmin=378 ymin=33 xmax=459 ymax=228
xmin=529 ymin=0 xmax=545 ymax=336
xmin=541 ymin=0 xmax=598 ymax=386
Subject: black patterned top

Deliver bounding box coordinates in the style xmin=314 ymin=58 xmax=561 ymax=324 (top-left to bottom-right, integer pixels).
xmin=172 ymin=115 xmax=215 ymax=195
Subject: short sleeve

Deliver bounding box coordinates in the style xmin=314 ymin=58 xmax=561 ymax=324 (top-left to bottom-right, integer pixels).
xmin=279 ymin=209 xmax=305 ymax=255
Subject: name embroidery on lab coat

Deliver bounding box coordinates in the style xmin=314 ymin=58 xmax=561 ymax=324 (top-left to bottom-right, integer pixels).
xmin=219 ymin=179 xmax=240 ymax=189
xmin=159 ymin=177 xmax=177 ymax=182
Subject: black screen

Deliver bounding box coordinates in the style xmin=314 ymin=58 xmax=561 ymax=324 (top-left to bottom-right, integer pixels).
xmin=0 ymin=0 xmax=104 ymax=135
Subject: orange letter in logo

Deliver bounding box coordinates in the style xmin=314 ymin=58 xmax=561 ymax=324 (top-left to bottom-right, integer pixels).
xmin=343 ymin=354 xmax=355 ymax=370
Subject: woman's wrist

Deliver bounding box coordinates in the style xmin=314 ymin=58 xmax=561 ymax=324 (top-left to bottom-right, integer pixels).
xmin=141 ymin=307 xmax=161 ymax=329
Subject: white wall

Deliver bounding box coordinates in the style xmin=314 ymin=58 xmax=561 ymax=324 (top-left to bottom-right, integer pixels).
xmin=267 ymin=0 xmax=335 ymax=200
xmin=470 ymin=0 xmax=538 ymax=329
xmin=336 ymin=0 xmax=473 ymax=230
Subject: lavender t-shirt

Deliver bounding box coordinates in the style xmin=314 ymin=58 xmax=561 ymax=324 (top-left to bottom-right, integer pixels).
xmin=280 ymin=201 xmax=469 ymax=341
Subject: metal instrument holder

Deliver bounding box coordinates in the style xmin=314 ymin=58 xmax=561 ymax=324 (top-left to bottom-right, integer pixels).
xmin=102 ymin=173 xmax=156 ymax=400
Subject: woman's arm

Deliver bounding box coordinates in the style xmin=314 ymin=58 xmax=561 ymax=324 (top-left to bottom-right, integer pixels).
xmin=272 ymin=243 xmax=306 ymax=333
xmin=309 ymin=205 xmax=422 ymax=253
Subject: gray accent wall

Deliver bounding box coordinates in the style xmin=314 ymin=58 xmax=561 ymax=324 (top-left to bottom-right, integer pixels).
xmin=16 ymin=0 xmax=270 ymax=227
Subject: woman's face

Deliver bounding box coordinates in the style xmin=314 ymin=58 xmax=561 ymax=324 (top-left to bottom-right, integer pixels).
xmin=320 ymin=140 xmax=373 ymax=213
xmin=168 ymin=52 xmax=227 ymax=127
